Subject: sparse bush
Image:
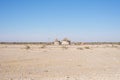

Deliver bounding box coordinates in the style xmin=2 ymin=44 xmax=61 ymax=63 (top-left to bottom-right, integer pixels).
xmin=44 ymin=70 xmax=48 ymax=72
xmin=66 ymin=76 xmax=70 ymax=79
xmin=10 ymin=78 xmax=13 ymax=80
xmin=77 ymin=47 xmax=83 ymax=50
xmin=118 ymin=42 xmax=120 ymax=45
xmin=75 ymin=42 xmax=84 ymax=45
xmin=25 ymin=45 xmax=30 ymax=50
xmin=84 ymin=46 xmax=90 ymax=49
xmin=5 ymin=46 xmax=7 ymax=48
xmin=40 ymin=45 xmax=46 ymax=49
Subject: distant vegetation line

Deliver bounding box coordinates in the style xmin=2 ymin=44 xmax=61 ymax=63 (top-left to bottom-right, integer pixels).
xmin=0 ymin=42 xmax=120 ymax=45
xmin=0 ymin=42 xmax=53 ymax=45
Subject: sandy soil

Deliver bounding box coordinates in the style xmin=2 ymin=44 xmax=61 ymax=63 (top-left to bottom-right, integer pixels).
xmin=0 ymin=44 xmax=120 ymax=80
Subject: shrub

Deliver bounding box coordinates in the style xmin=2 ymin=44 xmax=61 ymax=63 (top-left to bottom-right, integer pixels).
xmin=25 ymin=45 xmax=30 ymax=50
xmin=84 ymin=46 xmax=90 ymax=49
xmin=44 ymin=70 xmax=48 ymax=72
xmin=40 ymin=45 xmax=46 ymax=49
xmin=118 ymin=42 xmax=120 ymax=45
xmin=77 ymin=47 xmax=83 ymax=50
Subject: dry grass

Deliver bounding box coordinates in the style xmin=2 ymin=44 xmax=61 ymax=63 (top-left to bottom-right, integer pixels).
xmin=62 ymin=46 xmax=68 ymax=49
xmin=112 ymin=45 xmax=118 ymax=48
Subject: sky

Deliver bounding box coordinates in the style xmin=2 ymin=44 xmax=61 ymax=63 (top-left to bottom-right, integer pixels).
xmin=0 ymin=0 xmax=120 ymax=42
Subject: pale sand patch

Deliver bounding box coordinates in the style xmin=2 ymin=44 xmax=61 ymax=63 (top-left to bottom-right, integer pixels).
xmin=0 ymin=44 xmax=120 ymax=80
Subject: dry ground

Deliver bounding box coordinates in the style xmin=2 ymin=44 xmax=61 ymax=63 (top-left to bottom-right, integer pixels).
xmin=0 ymin=44 xmax=120 ymax=80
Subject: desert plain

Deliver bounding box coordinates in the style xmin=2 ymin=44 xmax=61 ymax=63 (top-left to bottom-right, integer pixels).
xmin=0 ymin=44 xmax=120 ymax=80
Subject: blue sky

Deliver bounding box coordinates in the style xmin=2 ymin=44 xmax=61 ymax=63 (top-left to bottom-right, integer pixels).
xmin=0 ymin=0 xmax=120 ymax=42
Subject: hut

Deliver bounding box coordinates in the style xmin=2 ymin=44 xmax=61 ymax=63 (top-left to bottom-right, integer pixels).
xmin=54 ymin=39 xmax=61 ymax=45
xmin=61 ymin=38 xmax=71 ymax=45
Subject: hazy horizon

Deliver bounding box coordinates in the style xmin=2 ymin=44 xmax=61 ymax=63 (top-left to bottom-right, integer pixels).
xmin=0 ymin=0 xmax=120 ymax=42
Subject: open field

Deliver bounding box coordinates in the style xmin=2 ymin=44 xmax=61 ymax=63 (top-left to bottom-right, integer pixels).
xmin=0 ymin=44 xmax=120 ymax=80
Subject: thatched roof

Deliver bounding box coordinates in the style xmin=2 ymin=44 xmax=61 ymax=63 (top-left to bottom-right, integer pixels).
xmin=55 ymin=39 xmax=59 ymax=42
xmin=62 ymin=38 xmax=70 ymax=42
